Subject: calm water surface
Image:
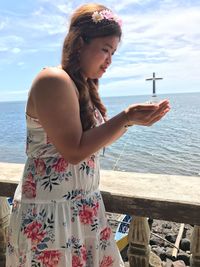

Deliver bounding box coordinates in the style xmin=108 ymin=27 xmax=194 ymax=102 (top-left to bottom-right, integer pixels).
xmin=0 ymin=92 xmax=199 ymax=176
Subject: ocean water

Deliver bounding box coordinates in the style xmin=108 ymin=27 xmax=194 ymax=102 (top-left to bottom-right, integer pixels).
xmin=0 ymin=92 xmax=199 ymax=177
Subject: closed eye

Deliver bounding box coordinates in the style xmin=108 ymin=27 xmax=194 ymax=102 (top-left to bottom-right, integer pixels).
xmin=102 ymin=48 xmax=115 ymax=56
xmin=102 ymin=48 xmax=109 ymax=53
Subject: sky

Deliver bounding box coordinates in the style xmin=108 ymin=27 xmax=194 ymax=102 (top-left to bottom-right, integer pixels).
xmin=0 ymin=0 xmax=200 ymax=101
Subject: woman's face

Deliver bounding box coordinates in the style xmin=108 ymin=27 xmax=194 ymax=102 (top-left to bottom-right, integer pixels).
xmin=79 ymin=35 xmax=120 ymax=79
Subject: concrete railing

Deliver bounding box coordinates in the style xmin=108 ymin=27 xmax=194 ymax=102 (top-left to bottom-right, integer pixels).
xmin=1 ymin=162 xmax=200 ymax=267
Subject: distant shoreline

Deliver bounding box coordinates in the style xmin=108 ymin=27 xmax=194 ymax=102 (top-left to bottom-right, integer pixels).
xmin=0 ymin=91 xmax=200 ymax=103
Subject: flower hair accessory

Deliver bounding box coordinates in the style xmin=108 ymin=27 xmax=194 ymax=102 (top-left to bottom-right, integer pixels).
xmin=92 ymin=9 xmax=122 ymax=27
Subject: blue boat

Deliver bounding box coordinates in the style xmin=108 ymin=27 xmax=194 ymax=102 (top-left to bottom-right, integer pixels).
xmin=115 ymin=214 xmax=132 ymax=252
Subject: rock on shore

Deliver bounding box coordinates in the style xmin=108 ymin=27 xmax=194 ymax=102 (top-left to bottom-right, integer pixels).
xmin=150 ymin=219 xmax=192 ymax=266
xmin=106 ymin=213 xmax=193 ymax=267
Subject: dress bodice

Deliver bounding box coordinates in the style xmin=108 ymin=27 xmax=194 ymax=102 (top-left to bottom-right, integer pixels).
xmin=25 ymin=107 xmax=104 ymax=159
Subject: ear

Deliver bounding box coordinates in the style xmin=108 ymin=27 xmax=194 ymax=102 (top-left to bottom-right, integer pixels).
xmin=77 ymin=36 xmax=85 ymax=50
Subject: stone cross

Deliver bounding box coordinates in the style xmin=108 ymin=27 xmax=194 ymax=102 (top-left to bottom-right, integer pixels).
xmin=146 ymin=72 xmax=163 ymax=96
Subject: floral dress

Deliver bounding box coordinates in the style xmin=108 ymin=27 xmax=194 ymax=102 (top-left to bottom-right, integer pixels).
xmin=6 ymin=107 xmax=124 ymax=267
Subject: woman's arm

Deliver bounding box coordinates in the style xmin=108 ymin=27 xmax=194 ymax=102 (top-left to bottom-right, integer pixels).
xmin=31 ymin=68 xmax=170 ymax=164
xmin=104 ymin=126 xmax=127 ymax=147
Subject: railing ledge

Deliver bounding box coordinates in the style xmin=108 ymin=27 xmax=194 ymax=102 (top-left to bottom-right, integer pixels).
xmin=1 ymin=162 xmax=200 ymax=267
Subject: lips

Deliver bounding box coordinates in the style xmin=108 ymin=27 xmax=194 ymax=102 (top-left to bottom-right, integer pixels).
xmin=100 ymin=65 xmax=108 ymax=72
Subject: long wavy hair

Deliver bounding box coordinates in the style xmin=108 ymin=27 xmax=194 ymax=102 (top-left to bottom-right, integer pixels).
xmin=61 ymin=3 xmax=122 ymax=130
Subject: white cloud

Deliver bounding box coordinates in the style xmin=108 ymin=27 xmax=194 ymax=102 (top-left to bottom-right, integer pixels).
xmin=11 ymin=48 xmax=21 ymax=54
xmin=108 ymin=4 xmax=200 ymax=93
xmin=1 ymin=90 xmax=28 ymax=95
xmin=0 ymin=21 xmax=7 ymax=30
xmin=11 ymin=14 xmax=67 ymax=36
xmin=57 ymin=4 xmax=74 ymax=14
xmin=0 ymin=0 xmax=200 ymax=99
xmin=105 ymin=0 xmax=151 ymax=12
xmin=17 ymin=62 xmax=25 ymax=66
xmin=31 ymin=7 xmax=44 ymax=16
xmin=0 ymin=47 xmax=8 ymax=52
xmin=0 ymin=35 xmax=24 ymax=51
xmin=0 ymin=89 xmax=28 ymax=102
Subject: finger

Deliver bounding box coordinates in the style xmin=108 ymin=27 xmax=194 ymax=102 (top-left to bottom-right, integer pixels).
xmin=156 ymin=106 xmax=170 ymax=116
xmin=158 ymin=99 xmax=170 ymax=108
xmin=152 ymin=103 xmax=170 ymax=114
xmin=158 ymin=99 xmax=169 ymax=105
xmin=147 ymin=116 xmax=163 ymax=126
xmin=140 ymin=105 xmax=167 ymax=121
xmin=148 ymin=109 xmax=170 ymax=125
xmin=133 ymin=103 xmax=160 ymax=111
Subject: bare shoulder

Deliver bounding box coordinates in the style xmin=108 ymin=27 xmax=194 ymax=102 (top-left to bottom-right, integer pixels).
xmin=28 ymin=67 xmax=80 ymax=113
xmin=40 ymin=67 xmax=70 ymax=80
xmin=28 ymin=67 xmax=80 ymax=119
xmin=31 ymin=67 xmax=75 ymax=94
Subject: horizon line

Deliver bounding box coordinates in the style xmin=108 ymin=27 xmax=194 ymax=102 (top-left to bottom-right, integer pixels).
xmin=0 ymin=91 xmax=200 ymax=103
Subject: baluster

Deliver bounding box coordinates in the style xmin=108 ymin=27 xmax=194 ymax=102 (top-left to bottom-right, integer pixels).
xmin=127 ymin=216 xmax=150 ymax=267
xmin=190 ymin=225 xmax=200 ymax=267
xmin=0 ymin=197 xmax=10 ymax=267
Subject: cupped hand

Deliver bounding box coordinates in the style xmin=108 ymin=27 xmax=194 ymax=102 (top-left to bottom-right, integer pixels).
xmin=125 ymin=99 xmax=170 ymax=126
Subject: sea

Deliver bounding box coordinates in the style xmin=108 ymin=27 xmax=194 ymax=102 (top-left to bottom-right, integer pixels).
xmin=0 ymin=92 xmax=200 ymax=177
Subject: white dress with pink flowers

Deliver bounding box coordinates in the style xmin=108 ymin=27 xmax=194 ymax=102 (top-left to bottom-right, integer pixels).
xmin=6 ymin=107 xmax=124 ymax=267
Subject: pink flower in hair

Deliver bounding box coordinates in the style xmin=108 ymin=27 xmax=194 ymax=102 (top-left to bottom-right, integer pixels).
xmin=92 ymin=11 xmax=104 ymax=23
xmin=91 ymin=9 xmax=122 ymax=27
xmin=100 ymin=9 xmax=114 ymax=20
xmin=115 ymin=17 xmax=123 ymax=27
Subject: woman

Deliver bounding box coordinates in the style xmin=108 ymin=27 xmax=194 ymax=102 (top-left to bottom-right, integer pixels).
xmin=6 ymin=3 xmax=170 ymax=267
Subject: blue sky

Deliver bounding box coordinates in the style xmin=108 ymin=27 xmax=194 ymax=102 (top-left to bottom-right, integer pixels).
xmin=0 ymin=0 xmax=200 ymax=101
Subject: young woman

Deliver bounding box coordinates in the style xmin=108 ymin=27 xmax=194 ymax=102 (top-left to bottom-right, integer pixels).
xmin=6 ymin=3 xmax=170 ymax=267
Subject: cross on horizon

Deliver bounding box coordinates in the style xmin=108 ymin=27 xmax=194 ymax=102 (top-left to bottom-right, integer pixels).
xmin=146 ymin=72 xmax=163 ymax=96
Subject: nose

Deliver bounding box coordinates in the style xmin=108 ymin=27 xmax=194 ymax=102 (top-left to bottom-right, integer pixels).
xmin=106 ymin=53 xmax=112 ymax=66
